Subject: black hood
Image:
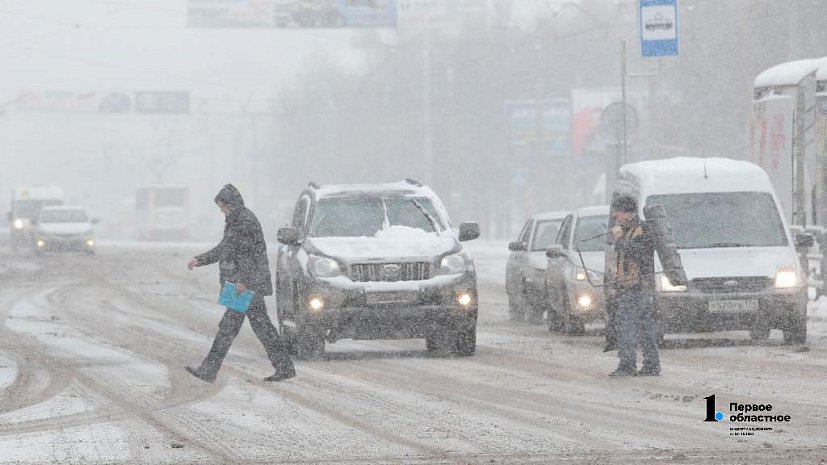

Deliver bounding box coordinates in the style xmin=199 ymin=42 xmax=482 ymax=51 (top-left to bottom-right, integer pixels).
xmin=214 ymin=184 xmax=244 ymax=208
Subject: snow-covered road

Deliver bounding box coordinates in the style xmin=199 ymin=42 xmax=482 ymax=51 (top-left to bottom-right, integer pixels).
xmin=0 ymin=242 xmax=825 ymax=464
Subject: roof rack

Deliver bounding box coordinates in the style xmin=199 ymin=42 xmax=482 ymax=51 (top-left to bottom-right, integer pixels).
xmin=404 ymin=178 xmax=423 ymax=187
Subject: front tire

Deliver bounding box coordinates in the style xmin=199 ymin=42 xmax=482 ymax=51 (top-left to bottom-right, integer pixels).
xmin=507 ymin=286 xmax=527 ymax=322
xmin=782 ymin=314 xmax=807 ymax=345
xmin=295 ymin=326 xmax=325 ymax=360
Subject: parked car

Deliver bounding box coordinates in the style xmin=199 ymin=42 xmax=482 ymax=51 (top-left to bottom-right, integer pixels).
xmin=505 ymin=211 xmax=568 ymax=322
xmin=545 ymin=206 xmax=610 ymax=335
xmin=33 ymin=205 xmax=97 ymax=255
xmin=608 ymin=157 xmax=809 ymax=344
xmin=274 ymin=179 xmax=480 ymax=359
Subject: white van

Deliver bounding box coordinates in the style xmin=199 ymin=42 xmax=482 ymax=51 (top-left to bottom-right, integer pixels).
xmin=608 ymin=157 xmax=809 ymax=344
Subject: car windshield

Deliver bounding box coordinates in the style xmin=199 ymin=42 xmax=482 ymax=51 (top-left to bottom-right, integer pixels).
xmin=531 ymin=219 xmax=563 ymax=251
xmin=39 ymin=209 xmax=88 ymax=223
xmin=309 ymin=196 xmax=444 ymax=237
xmin=573 ymin=215 xmax=609 ymax=252
xmin=647 ymin=192 xmax=787 ymax=248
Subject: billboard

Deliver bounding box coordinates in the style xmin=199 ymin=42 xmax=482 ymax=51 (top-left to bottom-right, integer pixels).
xmin=504 ymin=99 xmax=570 ymax=159
xmin=187 ymin=0 xmax=397 ymax=28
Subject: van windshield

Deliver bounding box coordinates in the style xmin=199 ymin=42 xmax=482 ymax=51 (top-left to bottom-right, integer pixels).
xmin=646 ymin=192 xmax=787 ymax=249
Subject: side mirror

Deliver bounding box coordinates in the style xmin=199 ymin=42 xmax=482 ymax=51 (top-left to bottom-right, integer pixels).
xmin=546 ymin=244 xmax=566 ymax=259
xmin=795 ymin=232 xmax=814 ymax=250
xmin=277 ymin=226 xmax=301 ymax=246
xmin=458 ymin=222 xmax=480 ymax=242
xmin=508 ymin=241 xmax=526 ymax=252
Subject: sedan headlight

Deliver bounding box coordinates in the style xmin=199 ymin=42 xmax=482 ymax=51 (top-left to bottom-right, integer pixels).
xmin=13 ymin=219 xmax=23 ymax=229
xmin=308 ymin=255 xmax=342 ymax=278
xmin=439 ymin=253 xmax=467 ymax=275
xmin=660 ymin=274 xmax=687 ymax=292
xmin=775 ymin=265 xmax=798 ymax=288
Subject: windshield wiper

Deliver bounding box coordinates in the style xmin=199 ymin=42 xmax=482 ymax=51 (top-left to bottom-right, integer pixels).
xmin=410 ymin=199 xmax=438 ymax=231
xmin=706 ymin=242 xmax=747 ymax=248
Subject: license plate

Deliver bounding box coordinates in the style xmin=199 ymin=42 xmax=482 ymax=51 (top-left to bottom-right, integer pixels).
xmin=708 ymin=299 xmax=759 ymax=313
xmin=366 ymin=291 xmax=416 ymax=305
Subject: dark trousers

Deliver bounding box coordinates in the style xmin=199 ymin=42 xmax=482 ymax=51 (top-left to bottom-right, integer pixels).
xmin=199 ymin=296 xmax=294 ymax=376
xmin=616 ymin=288 xmax=660 ymax=371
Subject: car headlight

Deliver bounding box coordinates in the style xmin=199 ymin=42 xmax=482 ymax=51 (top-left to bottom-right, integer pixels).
xmin=574 ymin=267 xmax=602 ymax=283
xmin=308 ymin=255 xmax=342 ymax=278
xmin=439 ymin=253 xmax=467 ymax=275
xmin=13 ymin=219 xmax=23 ymax=229
xmin=775 ymin=265 xmax=798 ymax=288
xmin=660 ymin=274 xmax=687 ymax=292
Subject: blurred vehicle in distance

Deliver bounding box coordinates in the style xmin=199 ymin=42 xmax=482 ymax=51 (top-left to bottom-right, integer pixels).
xmin=7 ymin=186 xmax=64 ymax=252
xmin=135 ymin=185 xmax=189 ymax=241
xmin=505 ymin=211 xmax=568 ymax=323
xmin=34 ymin=205 xmax=97 ymax=255
xmin=545 ymin=206 xmax=609 ymax=335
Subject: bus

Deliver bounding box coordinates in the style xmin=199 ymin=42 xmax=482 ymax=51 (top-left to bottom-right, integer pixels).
xmin=135 ymin=185 xmax=189 ymax=240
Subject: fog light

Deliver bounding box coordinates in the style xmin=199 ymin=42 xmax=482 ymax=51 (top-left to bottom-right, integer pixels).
xmin=37 ymin=240 xmax=45 ymax=248
xmin=307 ymin=297 xmax=324 ymax=312
xmin=86 ymin=239 xmax=95 ymax=247
xmin=457 ymin=292 xmax=473 ymax=306
xmin=14 ymin=219 xmax=23 ymax=229
xmin=577 ymin=294 xmax=592 ymax=308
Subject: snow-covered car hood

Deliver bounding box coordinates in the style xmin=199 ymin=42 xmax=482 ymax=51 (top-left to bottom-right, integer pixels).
xmin=664 ymin=246 xmax=797 ymax=279
xmin=307 ymin=226 xmax=458 ymax=262
xmin=37 ymin=222 xmax=93 ymax=235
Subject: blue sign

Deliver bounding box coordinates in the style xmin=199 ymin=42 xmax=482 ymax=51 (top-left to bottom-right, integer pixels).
xmin=639 ymin=0 xmax=679 ymax=57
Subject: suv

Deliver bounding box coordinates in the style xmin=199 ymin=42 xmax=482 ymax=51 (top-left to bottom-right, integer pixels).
xmin=275 ymin=179 xmax=480 ymax=359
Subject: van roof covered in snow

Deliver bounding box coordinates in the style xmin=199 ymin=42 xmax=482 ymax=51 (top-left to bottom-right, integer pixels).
xmin=618 ymin=157 xmax=774 ymax=197
xmin=754 ymin=57 xmax=827 ymax=88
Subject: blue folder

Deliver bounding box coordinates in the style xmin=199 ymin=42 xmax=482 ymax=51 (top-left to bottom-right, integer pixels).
xmin=218 ymin=282 xmax=255 ymax=313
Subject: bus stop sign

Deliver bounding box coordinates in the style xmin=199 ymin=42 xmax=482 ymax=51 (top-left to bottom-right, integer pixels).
xmin=639 ymin=0 xmax=679 ymax=57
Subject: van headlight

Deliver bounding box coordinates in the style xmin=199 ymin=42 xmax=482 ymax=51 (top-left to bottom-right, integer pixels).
xmin=13 ymin=219 xmax=23 ymax=229
xmin=774 ymin=265 xmax=798 ymax=288
xmin=439 ymin=253 xmax=467 ymax=275
xmin=660 ymin=275 xmax=687 ymax=292
xmin=308 ymin=255 xmax=342 ymax=278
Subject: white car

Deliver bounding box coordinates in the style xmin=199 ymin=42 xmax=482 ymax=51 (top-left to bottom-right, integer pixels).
xmin=34 ymin=206 xmax=97 ymax=255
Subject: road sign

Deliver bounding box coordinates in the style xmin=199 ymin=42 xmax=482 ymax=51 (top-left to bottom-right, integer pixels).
xmin=639 ymin=0 xmax=679 ymax=57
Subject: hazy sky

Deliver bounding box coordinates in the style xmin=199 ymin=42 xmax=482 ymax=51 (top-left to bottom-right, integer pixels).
xmin=0 ymin=0 xmax=364 ymax=106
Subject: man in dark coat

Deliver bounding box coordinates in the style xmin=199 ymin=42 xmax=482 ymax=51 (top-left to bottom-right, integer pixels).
xmin=185 ymin=184 xmax=295 ymax=383
xmin=608 ymin=194 xmax=660 ymax=377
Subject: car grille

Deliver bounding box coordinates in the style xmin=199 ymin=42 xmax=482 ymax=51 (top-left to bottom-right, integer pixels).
xmin=349 ymin=262 xmax=432 ymax=282
xmin=691 ymin=276 xmax=773 ymax=294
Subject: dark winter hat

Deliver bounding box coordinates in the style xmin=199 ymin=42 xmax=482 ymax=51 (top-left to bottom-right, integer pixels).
xmin=214 ymin=183 xmax=244 ymax=208
xmin=612 ymin=194 xmax=637 ymax=214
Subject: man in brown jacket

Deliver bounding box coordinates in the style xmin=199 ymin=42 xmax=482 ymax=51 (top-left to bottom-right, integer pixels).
xmin=608 ymin=194 xmax=660 ymax=377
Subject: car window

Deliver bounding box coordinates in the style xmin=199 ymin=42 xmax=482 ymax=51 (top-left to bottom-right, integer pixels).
xmin=291 ymin=197 xmax=309 ymax=229
xmin=647 ymin=192 xmax=788 ymax=248
xmin=557 ymin=216 xmax=573 ymax=249
xmin=518 ymin=220 xmax=533 ymax=245
xmin=531 ymin=219 xmax=563 ymax=251
xmin=39 ymin=209 xmax=88 ymax=223
xmin=308 ymin=196 xmax=443 ymax=237
xmin=573 ymin=215 xmax=609 ymax=252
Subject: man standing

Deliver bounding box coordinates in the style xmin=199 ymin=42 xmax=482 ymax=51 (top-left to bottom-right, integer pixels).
xmin=608 ymin=194 xmax=660 ymax=377
xmin=186 ymin=184 xmax=295 ymax=383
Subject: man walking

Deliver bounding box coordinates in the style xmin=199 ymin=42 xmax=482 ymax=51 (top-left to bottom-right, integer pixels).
xmin=186 ymin=184 xmax=295 ymax=383
xmin=608 ymin=194 xmax=660 ymax=377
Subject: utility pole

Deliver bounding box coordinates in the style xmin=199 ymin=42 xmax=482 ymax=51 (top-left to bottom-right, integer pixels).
xmin=422 ymin=28 xmax=433 ymax=184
